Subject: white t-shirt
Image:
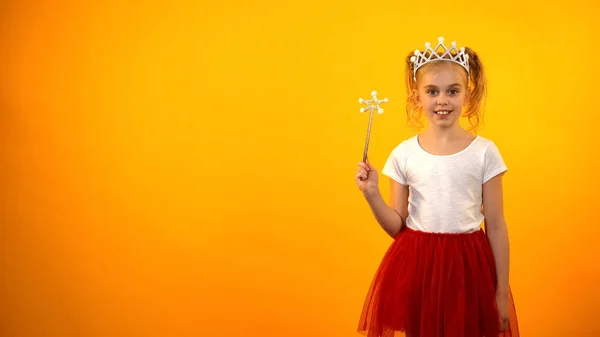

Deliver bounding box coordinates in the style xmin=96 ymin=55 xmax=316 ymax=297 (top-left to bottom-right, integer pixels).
xmin=381 ymin=135 xmax=507 ymax=234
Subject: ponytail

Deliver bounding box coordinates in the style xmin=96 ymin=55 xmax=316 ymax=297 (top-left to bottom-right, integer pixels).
xmin=404 ymin=51 xmax=423 ymax=130
xmin=463 ymin=47 xmax=487 ymax=132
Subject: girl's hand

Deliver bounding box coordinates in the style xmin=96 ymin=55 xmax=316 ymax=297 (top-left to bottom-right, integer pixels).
xmin=356 ymin=158 xmax=379 ymax=196
xmin=496 ymin=292 xmax=510 ymax=331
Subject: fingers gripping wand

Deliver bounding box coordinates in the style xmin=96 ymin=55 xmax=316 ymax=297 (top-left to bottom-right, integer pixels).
xmin=359 ymin=91 xmax=388 ymax=163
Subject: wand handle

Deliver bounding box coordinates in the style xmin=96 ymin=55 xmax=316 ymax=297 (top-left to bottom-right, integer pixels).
xmin=362 ymin=108 xmax=374 ymax=162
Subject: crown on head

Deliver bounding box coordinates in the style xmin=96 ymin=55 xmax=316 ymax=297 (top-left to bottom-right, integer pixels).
xmin=410 ymin=37 xmax=470 ymax=81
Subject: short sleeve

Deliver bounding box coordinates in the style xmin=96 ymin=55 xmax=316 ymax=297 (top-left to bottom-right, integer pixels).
xmin=483 ymin=142 xmax=508 ymax=183
xmin=381 ymin=145 xmax=408 ymax=185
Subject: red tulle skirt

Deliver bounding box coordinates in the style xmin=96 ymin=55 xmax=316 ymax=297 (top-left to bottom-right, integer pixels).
xmin=358 ymin=226 xmax=519 ymax=337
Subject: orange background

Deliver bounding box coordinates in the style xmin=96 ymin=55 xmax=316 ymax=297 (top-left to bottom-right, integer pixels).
xmin=2 ymin=1 xmax=599 ymax=336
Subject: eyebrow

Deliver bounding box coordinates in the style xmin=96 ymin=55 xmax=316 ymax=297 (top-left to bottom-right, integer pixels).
xmin=423 ymin=83 xmax=463 ymax=89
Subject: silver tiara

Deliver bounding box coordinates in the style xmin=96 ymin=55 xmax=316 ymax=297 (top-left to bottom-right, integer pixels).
xmin=410 ymin=37 xmax=469 ymax=80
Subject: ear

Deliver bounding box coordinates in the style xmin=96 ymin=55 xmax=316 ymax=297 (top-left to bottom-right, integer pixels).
xmin=463 ymin=86 xmax=470 ymax=106
xmin=412 ymin=88 xmax=422 ymax=107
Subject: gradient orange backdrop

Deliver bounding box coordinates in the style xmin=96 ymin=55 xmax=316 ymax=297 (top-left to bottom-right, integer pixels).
xmin=2 ymin=1 xmax=600 ymax=336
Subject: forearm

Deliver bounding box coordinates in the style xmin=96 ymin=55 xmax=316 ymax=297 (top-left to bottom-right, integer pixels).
xmin=486 ymin=222 xmax=510 ymax=295
xmin=364 ymin=189 xmax=404 ymax=238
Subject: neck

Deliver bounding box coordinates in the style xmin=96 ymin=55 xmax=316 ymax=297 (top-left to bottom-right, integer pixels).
xmin=422 ymin=124 xmax=467 ymax=141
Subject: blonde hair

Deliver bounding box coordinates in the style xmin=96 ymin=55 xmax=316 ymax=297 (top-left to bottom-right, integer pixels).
xmin=404 ymin=47 xmax=487 ymax=133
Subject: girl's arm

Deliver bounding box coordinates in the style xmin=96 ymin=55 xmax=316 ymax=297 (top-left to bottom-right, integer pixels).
xmin=482 ymin=173 xmax=510 ymax=295
xmin=364 ymin=179 xmax=409 ymax=238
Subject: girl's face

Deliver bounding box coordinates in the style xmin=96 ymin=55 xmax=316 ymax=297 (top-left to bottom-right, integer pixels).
xmin=413 ymin=62 xmax=469 ymax=129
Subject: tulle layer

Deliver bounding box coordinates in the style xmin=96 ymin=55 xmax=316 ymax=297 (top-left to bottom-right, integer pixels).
xmin=358 ymin=226 xmax=519 ymax=337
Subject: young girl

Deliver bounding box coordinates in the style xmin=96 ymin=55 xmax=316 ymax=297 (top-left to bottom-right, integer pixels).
xmin=355 ymin=37 xmax=519 ymax=337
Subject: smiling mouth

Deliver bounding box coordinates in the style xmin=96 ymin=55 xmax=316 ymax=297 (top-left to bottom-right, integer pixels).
xmin=435 ymin=110 xmax=452 ymax=115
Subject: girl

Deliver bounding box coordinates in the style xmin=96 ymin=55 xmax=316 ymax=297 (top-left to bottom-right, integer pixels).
xmin=355 ymin=37 xmax=519 ymax=337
